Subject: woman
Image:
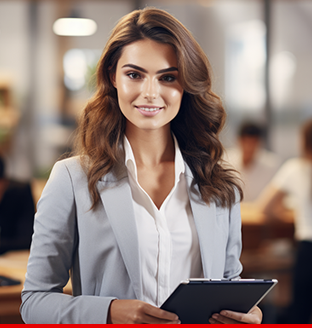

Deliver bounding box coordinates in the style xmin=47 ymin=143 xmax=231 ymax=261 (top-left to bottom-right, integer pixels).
xmin=20 ymin=7 xmax=262 ymax=324
xmin=260 ymin=119 xmax=312 ymax=324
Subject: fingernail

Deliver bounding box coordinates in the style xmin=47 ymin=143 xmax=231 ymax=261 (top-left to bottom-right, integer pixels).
xmin=212 ymin=314 xmax=219 ymax=319
xmin=221 ymin=310 xmax=228 ymax=316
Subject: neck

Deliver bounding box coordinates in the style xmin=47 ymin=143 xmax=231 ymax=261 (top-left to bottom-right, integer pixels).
xmin=125 ymin=123 xmax=175 ymax=167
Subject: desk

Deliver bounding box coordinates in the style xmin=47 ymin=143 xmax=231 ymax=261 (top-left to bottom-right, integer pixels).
xmin=0 ymin=250 xmax=29 ymax=323
xmin=0 ymin=250 xmax=72 ymax=323
xmin=240 ymin=203 xmax=294 ymax=249
xmin=240 ymin=203 xmax=295 ymax=311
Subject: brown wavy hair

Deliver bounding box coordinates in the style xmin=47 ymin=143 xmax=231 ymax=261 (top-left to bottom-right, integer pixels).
xmin=74 ymin=6 xmax=243 ymax=209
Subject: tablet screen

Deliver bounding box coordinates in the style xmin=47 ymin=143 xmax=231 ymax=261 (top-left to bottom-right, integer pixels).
xmin=160 ymin=279 xmax=277 ymax=324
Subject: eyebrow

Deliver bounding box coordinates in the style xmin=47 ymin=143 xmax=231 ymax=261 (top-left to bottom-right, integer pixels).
xmin=121 ymin=64 xmax=178 ymax=74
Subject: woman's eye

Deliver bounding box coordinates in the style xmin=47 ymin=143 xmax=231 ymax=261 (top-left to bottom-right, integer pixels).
xmin=161 ymin=75 xmax=176 ymax=82
xmin=127 ymin=72 xmax=141 ymax=79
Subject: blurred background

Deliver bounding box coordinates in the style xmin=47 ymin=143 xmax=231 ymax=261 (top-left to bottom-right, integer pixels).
xmin=0 ymin=0 xmax=312 ymax=324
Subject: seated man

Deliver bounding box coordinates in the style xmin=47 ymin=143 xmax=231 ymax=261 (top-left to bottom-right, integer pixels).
xmin=224 ymin=122 xmax=282 ymax=202
xmin=0 ymin=156 xmax=35 ymax=254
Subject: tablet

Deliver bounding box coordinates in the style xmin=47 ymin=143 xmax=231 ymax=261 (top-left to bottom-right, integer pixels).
xmin=160 ymin=278 xmax=278 ymax=324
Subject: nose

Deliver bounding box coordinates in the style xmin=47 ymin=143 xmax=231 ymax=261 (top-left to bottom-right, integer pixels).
xmin=142 ymin=78 xmax=159 ymax=101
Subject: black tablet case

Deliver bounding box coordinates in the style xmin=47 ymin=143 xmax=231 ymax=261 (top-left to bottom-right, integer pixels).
xmin=160 ymin=279 xmax=277 ymax=324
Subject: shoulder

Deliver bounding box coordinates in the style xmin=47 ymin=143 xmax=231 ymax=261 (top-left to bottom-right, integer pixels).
xmin=51 ymin=156 xmax=127 ymax=185
xmin=41 ymin=157 xmax=89 ymax=197
xmin=37 ymin=157 xmax=91 ymax=210
xmin=52 ymin=156 xmax=83 ymax=172
xmin=279 ymin=157 xmax=302 ymax=173
xmin=271 ymin=157 xmax=302 ymax=188
xmin=50 ymin=156 xmax=86 ymax=181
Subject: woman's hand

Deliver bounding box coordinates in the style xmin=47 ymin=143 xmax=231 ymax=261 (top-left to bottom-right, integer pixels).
xmin=209 ymin=305 xmax=262 ymax=324
xmin=107 ymin=299 xmax=180 ymax=324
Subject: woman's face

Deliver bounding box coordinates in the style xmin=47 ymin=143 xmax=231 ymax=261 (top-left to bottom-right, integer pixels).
xmin=112 ymin=38 xmax=184 ymax=134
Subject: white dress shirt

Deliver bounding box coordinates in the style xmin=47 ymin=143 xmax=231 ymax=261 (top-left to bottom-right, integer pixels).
xmin=224 ymin=147 xmax=281 ymax=202
xmin=271 ymin=157 xmax=312 ymax=242
xmin=124 ymin=135 xmax=203 ymax=307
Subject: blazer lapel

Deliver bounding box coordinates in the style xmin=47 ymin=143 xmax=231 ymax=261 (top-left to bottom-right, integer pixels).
xmin=97 ymin=169 xmax=142 ymax=300
xmin=97 ymin=162 xmax=216 ymax=297
xmin=184 ymin=164 xmax=216 ymax=278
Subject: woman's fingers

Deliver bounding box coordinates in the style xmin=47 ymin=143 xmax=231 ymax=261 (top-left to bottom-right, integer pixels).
xmin=108 ymin=299 xmax=180 ymax=324
xmin=209 ymin=306 xmax=262 ymax=324
xmin=136 ymin=302 xmax=180 ymax=324
xmin=144 ymin=302 xmax=179 ymax=321
xmin=209 ymin=312 xmax=240 ymax=324
xmin=109 ymin=300 xmax=262 ymax=324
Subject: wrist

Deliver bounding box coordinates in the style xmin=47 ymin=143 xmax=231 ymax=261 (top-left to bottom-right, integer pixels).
xmin=107 ymin=299 xmax=117 ymax=324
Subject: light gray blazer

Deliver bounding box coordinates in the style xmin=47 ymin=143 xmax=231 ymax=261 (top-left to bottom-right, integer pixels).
xmin=20 ymin=156 xmax=242 ymax=324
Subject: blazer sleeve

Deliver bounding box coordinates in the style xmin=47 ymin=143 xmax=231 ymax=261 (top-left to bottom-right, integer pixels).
xmin=20 ymin=160 xmax=115 ymax=324
xmin=224 ymin=191 xmax=243 ymax=279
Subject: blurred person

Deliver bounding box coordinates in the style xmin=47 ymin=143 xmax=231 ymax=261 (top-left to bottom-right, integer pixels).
xmin=224 ymin=122 xmax=282 ymax=202
xmin=20 ymin=7 xmax=262 ymax=324
xmin=259 ymin=119 xmax=312 ymax=324
xmin=0 ymin=156 xmax=35 ymax=254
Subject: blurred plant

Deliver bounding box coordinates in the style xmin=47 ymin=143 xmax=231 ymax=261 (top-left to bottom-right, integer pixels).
xmin=33 ymin=166 xmax=53 ymax=180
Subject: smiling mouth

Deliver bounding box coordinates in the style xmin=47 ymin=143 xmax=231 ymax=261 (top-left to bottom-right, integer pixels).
xmin=135 ymin=106 xmax=163 ymax=112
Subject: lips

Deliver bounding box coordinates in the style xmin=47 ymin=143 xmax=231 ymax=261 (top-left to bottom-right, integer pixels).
xmin=135 ymin=105 xmax=163 ymax=112
xmin=135 ymin=105 xmax=163 ymax=117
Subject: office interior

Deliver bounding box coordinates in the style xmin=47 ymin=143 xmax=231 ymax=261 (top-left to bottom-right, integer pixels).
xmin=0 ymin=0 xmax=312 ymax=324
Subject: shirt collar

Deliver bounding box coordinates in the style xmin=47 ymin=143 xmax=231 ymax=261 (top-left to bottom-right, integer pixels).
xmin=124 ymin=135 xmax=138 ymax=181
xmin=124 ymin=134 xmax=185 ymax=183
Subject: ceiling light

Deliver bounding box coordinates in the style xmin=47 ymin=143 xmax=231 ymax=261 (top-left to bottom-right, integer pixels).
xmin=53 ymin=18 xmax=97 ymax=36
